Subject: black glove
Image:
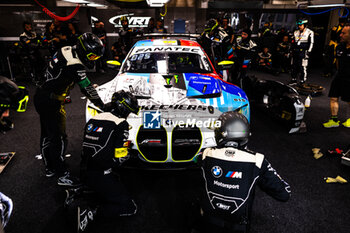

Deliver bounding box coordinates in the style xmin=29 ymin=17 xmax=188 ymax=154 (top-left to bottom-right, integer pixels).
xmin=102 ymin=102 xmax=113 ymax=112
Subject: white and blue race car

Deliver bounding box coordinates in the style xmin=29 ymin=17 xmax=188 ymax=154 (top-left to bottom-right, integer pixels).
xmin=86 ymin=38 xmax=250 ymax=166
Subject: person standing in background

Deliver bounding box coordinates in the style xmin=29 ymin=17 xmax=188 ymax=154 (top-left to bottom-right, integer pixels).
xmin=323 ymin=24 xmax=350 ymax=128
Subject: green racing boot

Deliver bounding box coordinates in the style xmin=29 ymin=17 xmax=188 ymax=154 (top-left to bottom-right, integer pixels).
xmin=342 ymin=118 xmax=350 ymax=128
xmin=323 ymin=119 xmax=340 ymax=128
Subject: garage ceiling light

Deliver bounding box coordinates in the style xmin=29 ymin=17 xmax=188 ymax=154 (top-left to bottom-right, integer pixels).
xmin=308 ymin=3 xmax=346 ymax=8
xmin=146 ymin=0 xmax=170 ymax=7
xmin=87 ymin=3 xmax=107 ymax=7
xmin=63 ymin=0 xmax=89 ymax=3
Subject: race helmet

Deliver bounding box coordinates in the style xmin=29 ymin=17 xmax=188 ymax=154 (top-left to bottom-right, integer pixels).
xmin=76 ymin=32 xmax=105 ymax=69
xmin=296 ymin=18 xmax=308 ymax=26
xmin=0 ymin=76 xmax=28 ymax=116
xmin=110 ymin=90 xmax=140 ymax=118
xmin=204 ymin=18 xmax=219 ymax=33
xmin=214 ymin=111 xmax=250 ymax=148
xmin=120 ymin=16 xmax=129 ymax=30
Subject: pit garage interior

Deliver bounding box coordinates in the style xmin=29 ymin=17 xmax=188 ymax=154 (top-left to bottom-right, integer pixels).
xmin=1 ymin=0 xmax=350 ymax=233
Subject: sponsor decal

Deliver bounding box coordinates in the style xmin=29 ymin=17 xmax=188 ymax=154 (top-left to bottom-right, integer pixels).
xmin=213 ymin=180 xmax=239 ymax=190
xmin=77 ymin=71 xmax=86 ymax=78
xmin=216 ymin=203 xmax=230 ymax=210
xmin=140 ymin=104 xmax=214 ymax=113
xmin=93 ymin=127 xmax=103 ymax=132
xmin=225 ymin=149 xmax=235 ymax=157
xmin=225 ymin=171 xmax=242 ymax=179
xmin=143 ymin=111 xmax=161 ymax=129
xmin=165 ymin=74 xmax=178 ymax=85
xmin=86 ymin=124 xmax=93 ymax=133
xmin=211 ymin=166 xmax=223 ymax=178
xmin=53 ymin=56 xmax=58 ymax=63
xmin=85 ymin=135 xmax=99 ymax=141
xmin=135 ymin=47 xmax=200 ymax=53
xmin=109 ymin=14 xmax=151 ymax=28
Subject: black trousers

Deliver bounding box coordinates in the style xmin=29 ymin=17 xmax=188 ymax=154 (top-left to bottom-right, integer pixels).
xmin=84 ymin=170 xmax=137 ymax=218
xmin=34 ymin=90 xmax=67 ymax=175
xmin=323 ymin=44 xmax=336 ymax=75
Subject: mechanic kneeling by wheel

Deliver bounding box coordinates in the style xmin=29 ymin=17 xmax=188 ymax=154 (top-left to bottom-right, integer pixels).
xmin=0 ymin=76 xmax=28 ymax=233
xmin=196 ymin=111 xmax=291 ymax=233
xmin=71 ymin=90 xmax=140 ymax=233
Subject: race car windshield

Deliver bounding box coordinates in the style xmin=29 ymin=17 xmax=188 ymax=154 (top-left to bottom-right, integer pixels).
xmin=122 ymin=52 xmax=213 ymax=74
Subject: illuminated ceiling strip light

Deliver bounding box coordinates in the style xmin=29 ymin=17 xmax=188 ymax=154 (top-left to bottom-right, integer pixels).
xmin=87 ymin=3 xmax=107 ymax=7
xmin=63 ymin=0 xmax=88 ymax=3
xmin=0 ymin=4 xmax=33 ymax=6
xmin=307 ymin=4 xmax=346 ymax=8
xmin=0 ymin=37 xmax=19 ymax=41
xmin=63 ymin=0 xmax=89 ymax=3
xmin=112 ymin=0 xmax=144 ymax=2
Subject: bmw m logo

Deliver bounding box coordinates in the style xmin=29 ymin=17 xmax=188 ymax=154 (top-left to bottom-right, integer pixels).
xmin=87 ymin=124 xmax=93 ymax=133
xmin=143 ymin=111 xmax=161 ymax=129
xmin=211 ymin=166 xmax=222 ymax=178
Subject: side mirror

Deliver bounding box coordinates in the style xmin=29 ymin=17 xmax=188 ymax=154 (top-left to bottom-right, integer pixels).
xmin=217 ymin=60 xmax=234 ymax=70
xmin=106 ymin=60 xmax=121 ymax=67
xmin=106 ymin=60 xmax=121 ymax=71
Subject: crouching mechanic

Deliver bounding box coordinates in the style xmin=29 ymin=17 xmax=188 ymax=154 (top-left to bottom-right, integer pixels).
xmin=34 ymin=32 xmax=105 ymax=186
xmin=74 ymin=90 xmax=140 ymax=232
xmin=0 ymin=76 xmax=28 ymax=233
xmin=197 ymin=111 xmax=291 ymax=233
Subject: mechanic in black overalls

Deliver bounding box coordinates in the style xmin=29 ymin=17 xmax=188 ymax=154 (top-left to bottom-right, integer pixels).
xmin=323 ymin=17 xmax=346 ymax=78
xmin=71 ymin=90 xmax=139 ymax=233
xmin=0 ymin=76 xmax=29 ymax=233
xmin=230 ymin=29 xmax=257 ymax=86
xmin=323 ymin=24 xmax=350 ymax=128
xmin=197 ymin=111 xmax=291 ymax=233
xmin=199 ymin=18 xmax=231 ymax=64
xmin=34 ymin=32 xmax=105 ymax=187
xmin=119 ymin=16 xmax=135 ymax=56
xmin=19 ymin=21 xmax=45 ymax=82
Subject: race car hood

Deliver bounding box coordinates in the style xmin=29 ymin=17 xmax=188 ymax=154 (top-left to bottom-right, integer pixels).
xmin=97 ymin=72 xmax=222 ymax=105
xmin=92 ymin=72 xmax=249 ymax=120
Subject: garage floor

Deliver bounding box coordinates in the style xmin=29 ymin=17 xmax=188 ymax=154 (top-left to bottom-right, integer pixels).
xmin=1 ymin=67 xmax=350 ymax=233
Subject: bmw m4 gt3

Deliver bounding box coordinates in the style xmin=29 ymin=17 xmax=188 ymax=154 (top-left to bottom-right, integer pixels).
xmin=86 ymin=39 xmax=250 ymax=167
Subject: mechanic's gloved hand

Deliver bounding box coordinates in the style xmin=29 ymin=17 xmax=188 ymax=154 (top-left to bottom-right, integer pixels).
xmin=102 ymin=102 xmax=113 ymax=112
xmin=0 ymin=192 xmax=13 ymax=228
